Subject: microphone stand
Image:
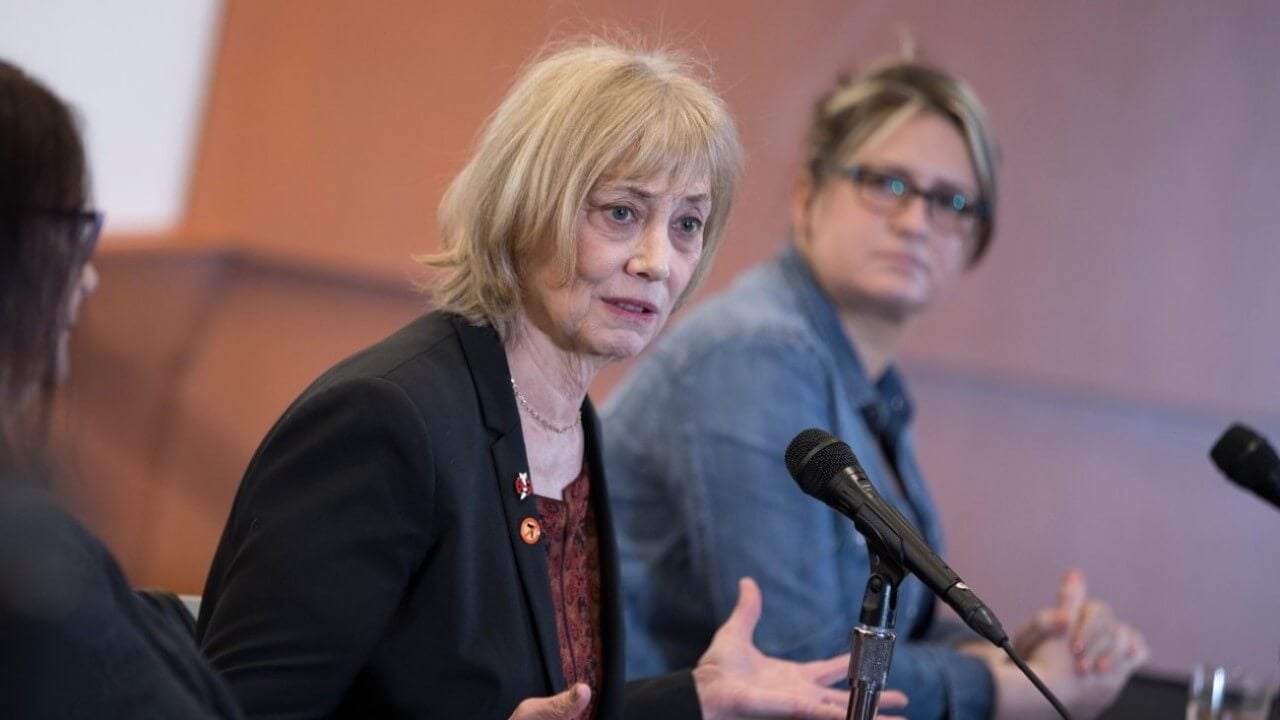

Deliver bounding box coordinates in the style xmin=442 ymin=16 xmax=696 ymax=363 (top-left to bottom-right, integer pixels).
xmin=846 ymin=549 xmax=906 ymax=720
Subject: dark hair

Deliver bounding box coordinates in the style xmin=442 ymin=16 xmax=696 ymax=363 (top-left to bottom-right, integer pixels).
xmin=0 ymin=60 xmax=89 ymax=448
xmin=804 ymin=56 xmax=999 ymax=266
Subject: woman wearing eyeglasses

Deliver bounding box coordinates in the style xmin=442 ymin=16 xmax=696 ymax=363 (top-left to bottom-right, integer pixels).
xmin=604 ymin=57 xmax=1149 ymax=720
xmin=0 ymin=77 xmax=100 ymax=446
xmin=0 ymin=59 xmax=243 ymax=719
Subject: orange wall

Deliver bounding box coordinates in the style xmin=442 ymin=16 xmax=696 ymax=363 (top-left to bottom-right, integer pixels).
xmin=180 ymin=1 xmax=1280 ymax=411
xmin=70 ymin=0 xmax=1280 ymax=677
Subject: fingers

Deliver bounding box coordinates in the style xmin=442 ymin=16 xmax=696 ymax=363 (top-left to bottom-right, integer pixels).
xmin=719 ymin=577 xmax=763 ymax=644
xmin=557 ymin=684 xmax=592 ymax=718
xmin=1069 ymin=598 xmax=1107 ymax=652
xmin=1012 ymin=606 xmax=1071 ymax=657
xmin=1057 ymin=571 xmax=1131 ymax=675
xmin=724 ymin=686 xmax=850 ymax=719
xmin=726 ymin=684 xmax=904 ymax=718
xmin=879 ymin=689 xmax=909 ymax=709
xmin=1055 ymin=568 xmax=1087 ymax=618
xmin=1082 ymin=619 xmax=1122 ymax=673
xmin=1112 ymin=625 xmax=1150 ymax=675
xmin=1071 ymin=600 xmax=1117 ymax=672
xmin=806 ymin=653 xmax=852 ymax=686
xmin=509 ymin=684 xmax=592 ymax=720
xmin=1071 ymin=604 xmax=1149 ymax=679
xmin=1128 ymin=630 xmax=1151 ymax=667
xmin=1054 ymin=571 xmax=1151 ymax=677
xmin=1105 ymin=625 xmax=1133 ymax=674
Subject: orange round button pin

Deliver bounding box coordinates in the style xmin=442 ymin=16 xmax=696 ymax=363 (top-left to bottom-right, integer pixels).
xmin=519 ymin=516 xmax=542 ymax=545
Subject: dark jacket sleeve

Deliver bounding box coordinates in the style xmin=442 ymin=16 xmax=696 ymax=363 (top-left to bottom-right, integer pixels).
xmin=623 ymin=672 xmax=701 ymax=718
xmin=0 ymin=481 xmax=242 ymax=720
xmin=196 ymin=377 xmax=434 ymax=718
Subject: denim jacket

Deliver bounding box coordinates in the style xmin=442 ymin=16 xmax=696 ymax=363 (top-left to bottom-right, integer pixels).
xmin=604 ymin=246 xmax=995 ymax=720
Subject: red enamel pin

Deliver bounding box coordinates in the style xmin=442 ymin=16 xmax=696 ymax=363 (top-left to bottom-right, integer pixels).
xmin=514 ymin=472 xmax=533 ymax=501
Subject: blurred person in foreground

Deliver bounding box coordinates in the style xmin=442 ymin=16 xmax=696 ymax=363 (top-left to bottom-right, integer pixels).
xmin=195 ymin=40 xmax=907 ymax=720
xmin=0 ymin=59 xmax=242 ymax=719
xmin=604 ymin=53 xmax=1149 ymax=720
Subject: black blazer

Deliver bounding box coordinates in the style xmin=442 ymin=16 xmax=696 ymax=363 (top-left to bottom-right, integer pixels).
xmin=0 ymin=477 xmax=242 ymax=720
xmin=196 ymin=312 xmax=699 ymax=719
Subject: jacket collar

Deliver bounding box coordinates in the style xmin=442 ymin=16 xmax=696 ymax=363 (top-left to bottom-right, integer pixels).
xmin=776 ymin=245 xmax=914 ymax=429
xmin=451 ymin=314 xmax=566 ymax=691
xmin=450 ymin=312 xmax=624 ymax=708
xmin=452 ymin=314 xmax=523 ymax=434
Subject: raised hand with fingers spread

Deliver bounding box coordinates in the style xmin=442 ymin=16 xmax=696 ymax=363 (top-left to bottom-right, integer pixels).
xmin=967 ymin=569 xmax=1149 ymax=720
xmin=693 ymin=577 xmax=910 ymax=720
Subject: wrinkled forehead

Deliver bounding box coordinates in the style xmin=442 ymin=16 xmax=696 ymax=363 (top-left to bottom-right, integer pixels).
xmin=591 ymin=169 xmax=711 ymax=204
xmin=594 ymin=164 xmax=712 ymax=208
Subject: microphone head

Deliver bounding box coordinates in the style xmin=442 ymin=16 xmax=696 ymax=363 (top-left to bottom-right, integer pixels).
xmin=785 ymin=428 xmax=860 ymax=498
xmin=1210 ymin=423 xmax=1280 ymax=504
xmin=1211 ymin=423 xmax=1268 ymax=476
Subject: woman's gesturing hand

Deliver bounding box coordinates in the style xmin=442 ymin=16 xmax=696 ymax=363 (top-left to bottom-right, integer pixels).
xmin=693 ymin=577 xmax=909 ymax=720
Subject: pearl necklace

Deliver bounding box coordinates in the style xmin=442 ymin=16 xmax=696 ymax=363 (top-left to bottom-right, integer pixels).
xmin=510 ymin=377 xmax=582 ymax=434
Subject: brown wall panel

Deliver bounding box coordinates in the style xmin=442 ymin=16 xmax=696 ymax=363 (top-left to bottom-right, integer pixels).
xmin=140 ymin=260 xmax=424 ymax=590
xmin=58 ymin=248 xmax=233 ymax=570
xmin=62 ymin=248 xmax=422 ymax=590
xmin=909 ymin=363 xmax=1280 ymax=677
xmin=183 ymin=0 xmax=1280 ymax=415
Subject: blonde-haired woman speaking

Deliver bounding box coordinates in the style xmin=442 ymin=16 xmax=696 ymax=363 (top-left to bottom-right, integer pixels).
xmin=197 ymin=41 xmax=906 ymax=720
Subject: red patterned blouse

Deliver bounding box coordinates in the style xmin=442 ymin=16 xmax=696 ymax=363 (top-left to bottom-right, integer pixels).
xmin=534 ymin=467 xmax=603 ymax=718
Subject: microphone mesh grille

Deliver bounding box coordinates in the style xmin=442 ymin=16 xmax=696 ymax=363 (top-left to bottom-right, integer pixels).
xmin=1210 ymin=422 xmax=1279 ymax=494
xmin=785 ymin=428 xmax=857 ymax=497
xmin=1211 ymin=423 xmax=1259 ymax=479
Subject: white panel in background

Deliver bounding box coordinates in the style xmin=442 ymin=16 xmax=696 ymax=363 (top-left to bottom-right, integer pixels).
xmin=0 ymin=0 xmax=224 ymax=235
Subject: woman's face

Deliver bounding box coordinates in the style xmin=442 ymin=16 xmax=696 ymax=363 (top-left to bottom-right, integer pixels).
xmin=793 ymin=112 xmax=978 ymax=323
xmin=53 ymin=260 xmax=98 ymax=384
xmin=523 ymin=171 xmax=710 ymax=361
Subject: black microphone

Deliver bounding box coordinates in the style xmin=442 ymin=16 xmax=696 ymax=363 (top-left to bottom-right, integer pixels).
xmin=786 ymin=428 xmax=1008 ymax=646
xmin=1210 ymin=423 xmax=1280 ymax=512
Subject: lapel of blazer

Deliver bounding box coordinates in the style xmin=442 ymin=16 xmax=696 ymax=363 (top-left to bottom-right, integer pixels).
xmin=582 ymin=401 xmax=625 ymax=718
xmin=453 ymin=315 xmax=566 ymax=693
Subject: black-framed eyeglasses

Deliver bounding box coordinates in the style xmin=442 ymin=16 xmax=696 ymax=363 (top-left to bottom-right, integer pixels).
xmin=40 ymin=208 xmax=104 ymax=262
xmin=838 ymin=165 xmax=986 ymax=239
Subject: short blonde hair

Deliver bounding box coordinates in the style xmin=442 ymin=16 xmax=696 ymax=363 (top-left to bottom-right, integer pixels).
xmin=805 ymin=56 xmax=999 ymax=266
xmin=422 ymin=41 xmax=743 ymax=336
